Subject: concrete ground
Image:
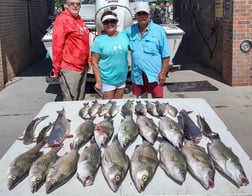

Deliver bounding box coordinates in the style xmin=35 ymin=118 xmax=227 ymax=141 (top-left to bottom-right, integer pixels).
xmin=0 ymin=58 xmax=252 ymax=159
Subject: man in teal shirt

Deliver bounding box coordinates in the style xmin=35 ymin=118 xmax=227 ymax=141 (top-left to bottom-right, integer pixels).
xmin=124 ymin=2 xmax=171 ymax=98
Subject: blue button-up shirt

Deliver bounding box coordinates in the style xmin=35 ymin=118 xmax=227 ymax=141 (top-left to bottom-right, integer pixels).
xmin=124 ymin=21 xmax=171 ymax=85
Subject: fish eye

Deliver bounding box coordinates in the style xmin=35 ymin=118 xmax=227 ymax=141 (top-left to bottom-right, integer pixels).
xmin=142 ymin=175 xmax=148 ymax=182
xmin=12 ymin=176 xmax=16 ymax=180
xmin=36 ymin=177 xmax=41 ymax=182
xmin=115 ymin=175 xmax=121 ymax=181
xmin=51 ymin=179 xmax=56 ymax=184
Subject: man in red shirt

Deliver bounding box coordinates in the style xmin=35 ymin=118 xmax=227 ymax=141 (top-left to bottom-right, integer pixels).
xmin=50 ymin=0 xmax=90 ymax=101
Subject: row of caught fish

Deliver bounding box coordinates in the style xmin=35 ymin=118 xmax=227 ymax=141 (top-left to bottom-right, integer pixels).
xmin=7 ymin=131 xmax=249 ymax=194
xmin=79 ymin=99 xmax=179 ymax=119
xmin=75 ymin=109 xmax=201 ymax=151
xmin=19 ymin=99 xmax=178 ymax=149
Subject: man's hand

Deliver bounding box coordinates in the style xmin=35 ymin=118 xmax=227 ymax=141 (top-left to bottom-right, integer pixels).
xmin=50 ymin=73 xmax=59 ymax=81
xmin=158 ymin=72 xmax=167 ymax=86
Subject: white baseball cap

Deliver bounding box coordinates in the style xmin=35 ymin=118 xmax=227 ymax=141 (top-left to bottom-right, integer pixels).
xmin=134 ymin=2 xmax=150 ymax=14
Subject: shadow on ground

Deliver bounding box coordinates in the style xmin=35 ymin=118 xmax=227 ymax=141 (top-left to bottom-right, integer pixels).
xmin=20 ymin=58 xmax=53 ymax=77
xmin=179 ymin=63 xmax=224 ymax=83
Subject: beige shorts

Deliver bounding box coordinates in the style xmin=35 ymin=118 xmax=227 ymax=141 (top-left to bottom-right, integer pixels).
xmin=59 ymin=69 xmax=87 ymax=101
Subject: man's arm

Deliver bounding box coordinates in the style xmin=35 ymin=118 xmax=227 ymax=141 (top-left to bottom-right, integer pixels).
xmin=158 ymin=57 xmax=170 ymax=86
xmin=52 ymin=16 xmax=65 ymax=77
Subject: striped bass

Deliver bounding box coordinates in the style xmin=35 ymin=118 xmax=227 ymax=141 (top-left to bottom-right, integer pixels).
xmin=207 ymin=137 xmax=249 ymax=188
xmin=159 ymin=138 xmax=187 ymax=184
xmin=182 ymin=140 xmax=215 ymax=190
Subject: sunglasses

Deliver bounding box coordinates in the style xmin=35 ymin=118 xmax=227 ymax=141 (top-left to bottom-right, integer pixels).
xmin=102 ymin=19 xmax=117 ymax=25
xmin=68 ymin=2 xmax=81 ymax=6
xmin=136 ymin=11 xmax=148 ymax=16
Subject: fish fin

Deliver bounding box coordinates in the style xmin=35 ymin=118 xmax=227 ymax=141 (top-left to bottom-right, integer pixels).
xmin=32 ymin=137 xmax=37 ymax=143
xmin=57 ymin=108 xmax=65 ymax=114
xmin=90 ymin=136 xmax=96 ymax=144
xmin=102 ymin=150 xmax=113 ymax=165
xmin=66 ymin=134 xmax=74 ymax=139
xmin=41 ymin=115 xmax=49 ymax=120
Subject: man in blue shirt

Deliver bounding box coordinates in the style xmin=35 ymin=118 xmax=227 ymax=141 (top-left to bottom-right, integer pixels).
xmin=124 ymin=2 xmax=171 ymax=98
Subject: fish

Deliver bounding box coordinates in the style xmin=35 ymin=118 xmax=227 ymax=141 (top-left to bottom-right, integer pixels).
xmin=36 ymin=122 xmax=53 ymax=144
xmin=48 ymin=108 xmax=72 ymax=147
xmin=121 ymin=100 xmax=134 ymax=116
xmin=117 ymin=114 xmax=139 ymax=150
xmin=130 ymin=141 xmax=159 ymax=193
xmin=101 ymin=134 xmax=129 ymax=192
xmin=7 ymin=141 xmax=46 ymax=190
xmin=158 ymin=138 xmax=187 ymax=185
xmin=207 ymin=137 xmax=249 ymax=188
xmin=98 ymin=100 xmax=113 ymax=117
xmin=181 ymin=140 xmax=215 ymax=190
xmin=45 ymin=146 xmax=79 ymax=193
xmin=196 ymin=114 xmax=219 ymax=137
xmin=166 ymin=102 xmax=178 ymax=117
xmin=71 ymin=119 xmax=95 ymax=149
xmin=154 ymin=101 xmax=168 ymax=117
xmin=22 ymin=115 xmax=49 ymax=145
xmin=108 ymin=101 xmax=120 ymax=118
xmin=77 ymin=138 xmax=101 ymax=187
xmin=94 ymin=118 xmax=114 ymax=148
xmin=28 ymin=145 xmax=61 ymax=193
xmin=159 ymin=116 xmax=184 ymax=149
xmin=136 ymin=115 xmax=159 ymax=144
xmin=177 ymin=110 xmax=202 ymax=143
xmin=145 ymin=100 xmax=158 ymax=116
xmin=78 ymin=102 xmax=90 ymax=120
xmin=134 ymin=100 xmax=147 ymax=115
xmin=88 ymin=100 xmax=102 ymax=118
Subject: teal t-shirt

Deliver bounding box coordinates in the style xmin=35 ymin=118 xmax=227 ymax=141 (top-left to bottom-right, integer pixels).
xmin=91 ymin=32 xmax=129 ymax=85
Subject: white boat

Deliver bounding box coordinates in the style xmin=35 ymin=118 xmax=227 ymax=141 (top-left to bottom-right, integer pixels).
xmin=41 ymin=0 xmax=185 ymax=83
xmin=95 ymin=0 xmax=133 ymax=32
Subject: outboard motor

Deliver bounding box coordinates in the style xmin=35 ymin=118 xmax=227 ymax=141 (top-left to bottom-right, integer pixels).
xmin=95 ymin=0 xmax=133 ymax=32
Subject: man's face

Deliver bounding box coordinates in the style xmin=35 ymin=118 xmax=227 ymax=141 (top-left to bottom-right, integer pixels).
xmin=135 ymin=11 xmax=150 ymax=26
xmin=67 ymin=0 xmax=81 ymax=17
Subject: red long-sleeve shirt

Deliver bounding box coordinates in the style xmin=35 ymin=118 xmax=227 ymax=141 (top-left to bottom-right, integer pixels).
xmin=52 ymin=10 xmax=90 ymax=76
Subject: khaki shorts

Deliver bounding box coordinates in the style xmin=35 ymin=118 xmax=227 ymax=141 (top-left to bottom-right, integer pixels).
xmin=59 ymin=69 xmax=87 ymax=101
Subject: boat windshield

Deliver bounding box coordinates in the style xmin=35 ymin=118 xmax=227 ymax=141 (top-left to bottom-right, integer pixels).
xmin=81 ymin=0 xmax=95 ymax=4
